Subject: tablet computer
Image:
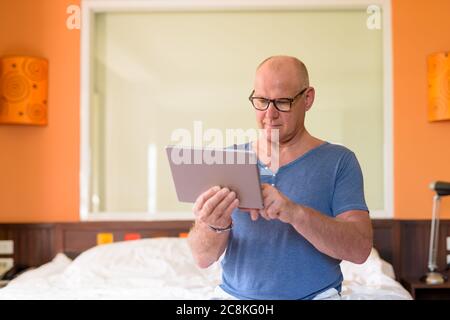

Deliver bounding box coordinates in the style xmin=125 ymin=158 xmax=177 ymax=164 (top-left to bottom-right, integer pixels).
xmin=165 ymin=145 xmax=263 ymax=209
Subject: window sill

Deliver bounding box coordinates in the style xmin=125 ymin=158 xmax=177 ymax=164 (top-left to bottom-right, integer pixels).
xmin=83 ymin=212 xmax=194 ymax=221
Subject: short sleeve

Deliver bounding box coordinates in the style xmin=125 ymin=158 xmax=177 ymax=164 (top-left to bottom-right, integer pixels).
xmin=331 ymin=151 xmax=369 ymax=216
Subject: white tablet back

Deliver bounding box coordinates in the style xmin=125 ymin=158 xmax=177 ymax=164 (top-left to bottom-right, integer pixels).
xmin=166 ymin=146 xmax=263 ymax=209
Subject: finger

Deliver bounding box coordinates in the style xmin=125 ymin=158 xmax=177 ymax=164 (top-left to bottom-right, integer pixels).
xmin=212 ymin=198 xmax=239 ymax=229
xmin=201 ymin=187 xmax=231 ymax=220
xmin=212 ymin=191 xmax=237 ymax=220
xmin=263 ymin=196 xmax=275 ymax=210
xmin=266 ymin=202 xmax=280 ymax=220
xmin=193 ymin=185 xmax=220 ymax=213
xmin=259 ymin=209 xmax=270 ymax=220
xmin=220 ymin=198 xmax=240 ymax=221
xmin=261 ymin=185 xmax=278 ymax=201
xmin=263 ymin=198 xmax=279 ymax=220
xmin=250 ymin=209 xmax=259 ymax=221
xmin=262 ymin=184 xmax=276 ymax=197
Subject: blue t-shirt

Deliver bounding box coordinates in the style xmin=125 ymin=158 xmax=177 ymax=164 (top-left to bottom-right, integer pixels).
xmin=220 ymin=142 xmax=369 ymax=300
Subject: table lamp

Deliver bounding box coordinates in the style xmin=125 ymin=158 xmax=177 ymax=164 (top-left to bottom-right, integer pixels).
xmin=422 ymin=181 xmax=450 ymax=284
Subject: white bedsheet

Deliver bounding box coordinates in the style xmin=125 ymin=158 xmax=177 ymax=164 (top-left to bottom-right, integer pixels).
xmin=0 ymin=238 xmax=412 ymax=300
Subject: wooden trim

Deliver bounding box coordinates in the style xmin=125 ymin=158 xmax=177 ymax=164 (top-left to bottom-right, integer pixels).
xmin=392 ymin=220 xmax=402 ymax=280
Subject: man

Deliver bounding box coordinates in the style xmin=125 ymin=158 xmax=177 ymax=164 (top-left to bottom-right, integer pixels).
xmin=187 ymin=55 xmax=373 ymax=300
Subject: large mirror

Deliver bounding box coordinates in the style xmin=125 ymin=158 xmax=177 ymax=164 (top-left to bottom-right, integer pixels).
xmin=86 ymin=10 xmax=384 ymax=218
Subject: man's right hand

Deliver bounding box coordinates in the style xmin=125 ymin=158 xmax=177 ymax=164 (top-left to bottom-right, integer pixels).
xmin=193 ymin=186 xmax=239 ymax=229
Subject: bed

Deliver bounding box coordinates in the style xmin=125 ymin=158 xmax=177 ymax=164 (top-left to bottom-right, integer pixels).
xmin=0 ymin=237 xmax=412 ymax=300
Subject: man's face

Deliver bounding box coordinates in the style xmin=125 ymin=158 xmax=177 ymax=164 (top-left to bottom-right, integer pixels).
xmin=253 ymin=64 xmax=310 ymax=144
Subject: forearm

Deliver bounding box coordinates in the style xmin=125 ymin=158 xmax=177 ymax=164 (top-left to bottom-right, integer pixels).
xmin=291 ymin=205 xmax=372 ymax=264
xmin=187 ymin=220 xmax=230 ymax=268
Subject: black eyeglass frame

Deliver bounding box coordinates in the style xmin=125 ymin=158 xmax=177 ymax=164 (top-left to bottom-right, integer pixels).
xmin=248 ymin=87 xmax=309 ymax=112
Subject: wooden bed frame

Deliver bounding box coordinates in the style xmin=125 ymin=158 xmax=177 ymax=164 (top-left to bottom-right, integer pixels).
xmin=1 ymin=219 xmax=449 ymax=281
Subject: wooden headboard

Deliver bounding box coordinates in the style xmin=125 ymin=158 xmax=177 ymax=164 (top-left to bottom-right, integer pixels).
xmin=54 ymin=221 xmax=194 ymax=259
xmin=1 ymin=219 xmax=449 ymax=281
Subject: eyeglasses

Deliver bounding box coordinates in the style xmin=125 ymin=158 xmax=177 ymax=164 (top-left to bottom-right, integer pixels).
xmin=248 ymin=87 xmax=308 ymax=112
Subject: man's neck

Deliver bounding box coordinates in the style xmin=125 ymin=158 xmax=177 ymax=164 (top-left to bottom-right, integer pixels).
xmin=253 ymin=128 xmax=323 ymax=171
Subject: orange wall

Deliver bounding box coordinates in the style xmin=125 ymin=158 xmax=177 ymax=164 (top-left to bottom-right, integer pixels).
xmin=392 ymin=0 xmax=450 ymax=219
xmin=0 ymin=0 xmax=80 ymax=222
xmin=0 ymin=0 xmax=449 ymax=222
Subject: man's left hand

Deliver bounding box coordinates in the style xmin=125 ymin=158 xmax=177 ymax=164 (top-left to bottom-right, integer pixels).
xmin=242 ymin=184 xmax=298 ymax=224
xmin=260 ymin=183 xmax=299 ymax=223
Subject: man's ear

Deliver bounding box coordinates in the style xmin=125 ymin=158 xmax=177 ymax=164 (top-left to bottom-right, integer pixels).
xmin=305 ymin=87 xmax=315 ymax=111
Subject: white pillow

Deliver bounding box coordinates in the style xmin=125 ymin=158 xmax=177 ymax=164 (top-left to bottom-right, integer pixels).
xmin=11 ymin=253 xmax=72 ymax=283
xmin=340 ymin=248 xmax=396 ymax=284
xmin=61 ymin=237 xmax=221 ymax=289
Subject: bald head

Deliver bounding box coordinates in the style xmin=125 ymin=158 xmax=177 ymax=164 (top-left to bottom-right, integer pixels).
xmin=256 ymin=55 xmax=309 ymax=89
xmin=256 ymin=56 xmax=309 ymax=87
